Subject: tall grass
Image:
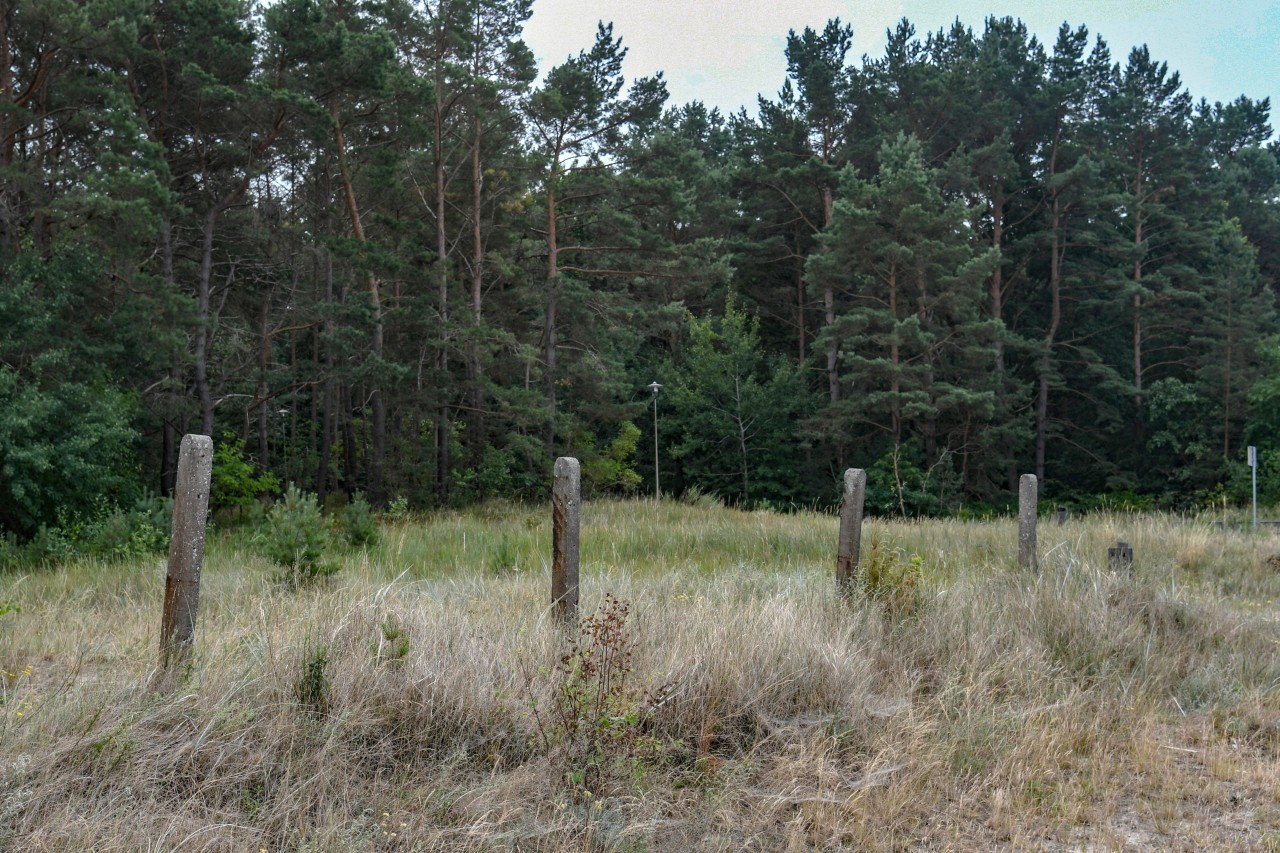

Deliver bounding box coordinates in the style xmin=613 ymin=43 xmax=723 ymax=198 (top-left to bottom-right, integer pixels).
xmin=1 ymin=501 xmax=1279 ymax=850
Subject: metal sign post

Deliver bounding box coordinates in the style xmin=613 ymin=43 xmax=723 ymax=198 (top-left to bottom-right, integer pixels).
xmin=647 ymin=381 xmax=662 ymax=500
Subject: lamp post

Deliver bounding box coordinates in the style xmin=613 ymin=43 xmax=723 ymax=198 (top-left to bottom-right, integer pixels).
xmin=1249 ymin=445 xmax=1258 ymax=530
xmin=647 ymin=381 xmax=662 ymax=499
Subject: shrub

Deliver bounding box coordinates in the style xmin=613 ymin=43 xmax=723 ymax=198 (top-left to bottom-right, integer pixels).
xmin=382 ymin=495 xmax=409 ymax=522
xmin=0 ymin=250 xmax=145 ymax=539
xmin=26 ymin=495 xmax=169 ymax=564
xmin=294 ymin=643 xmax=331 ymax=717
xmin=377 ymin=615 xmax=410 ymax=665
xmin=859 ymin=537 xmax=926 ymax=619
xmin=488 ymin=533 xmax=518 ymax=576
xmin=261 ymin=485 xmax=333 ymax=586
xmin=211 ymin=434 xmax=279 ymax=517
xmin=581 ymin=421 xmax=643 ymax=496
xmin=0 ymin=534 xmax=23 ymax=572
xmin=341 ymin=492 xmax=379 ymax=548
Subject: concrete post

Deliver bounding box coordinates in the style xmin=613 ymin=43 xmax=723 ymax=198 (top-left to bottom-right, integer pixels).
xmin=551 ymin=457 xmax=581 ymax=623
xmin=1018 ymin=474 xmax=1038 ymax=571
xmin=836 ymin=468 xmax=866 ymax=594
xmin=158 ymin=434 xmax=214 ymax=672
xmin=1107 ymin=541 xmax=1134 ymax=574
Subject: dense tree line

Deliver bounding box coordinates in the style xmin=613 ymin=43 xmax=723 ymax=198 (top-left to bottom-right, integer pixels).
xmin=2 ymin=1 xmax=1278 ymax=534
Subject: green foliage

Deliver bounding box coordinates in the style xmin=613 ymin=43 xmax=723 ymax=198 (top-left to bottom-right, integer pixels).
xmin=864 ymin=443 xmax=962 ymax=518
xmin=581 ymin=421 xmax=643 ymax=496
xmin=859 ymin=538 xmax=926 ymax=619
xmin=377 ymin=616 xmax=410 ymax=665
xmin=295 ymin=643 xmax=331 ymax=718
xmin=488 ymin=534 xmax=518 ymax=576
xmin=453 ymin=440 xmax=550 ymax=504
xmin=25 ymin=496 xmax=169 ymax=564
xmin=341 ymin=492 xmax=379 ymax=548
xmin=0 ymin=536 xmax=20 ymax=572
xmin=383 ymin=496 xmax=410 ymax=522
xmin=0 ymin=250 xmax=148 ymax=539
xmin=667 ymin=297 xmax=814 ymax=506
xmin=532 ymin=595 xmax=674 ymax=794
xmin=262 ymin=485 xmax=334 ymax=587
xmin=1241 ymin=339 xmax=1280 ymax=505
xmin=1145 ymin=378 xmax=1217 ymax=497
xmin=211 ymin=435 xmax=280 ymax=514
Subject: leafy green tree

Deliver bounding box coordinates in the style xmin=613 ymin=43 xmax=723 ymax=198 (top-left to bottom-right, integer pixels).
xmin=0 ymin=250 xmax=142 ymax=536
xmin=666 ymin=299 xmax=813 ymax=505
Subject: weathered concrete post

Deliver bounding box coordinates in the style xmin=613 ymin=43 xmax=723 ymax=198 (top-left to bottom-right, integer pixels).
xmin=551 ymin=457 xmax=581 ymax=623
xmin=837 ymin=468 xmax=866 ymax=595
xmin=1107 ymin=541 xmax=1134 ymax=574
xmin=158 ymin=434 xmax=213 ymax=673
xmin=1018 ymin=474 xmax=1038 ymax=571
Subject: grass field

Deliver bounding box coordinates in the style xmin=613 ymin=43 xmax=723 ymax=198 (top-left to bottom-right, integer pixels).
xmin=2 ymin=499 xmax=1280 ymax=851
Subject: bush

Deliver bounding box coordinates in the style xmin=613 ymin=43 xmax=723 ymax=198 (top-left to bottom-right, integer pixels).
xmin=581 ymin=421 xmax=643 ymax=496
xmin=261 ymin=485 xmax=333 ymax=586
xmin=382 ymin=495 xmax=409 ymax=522
xmin=452 ymin=438 xmax=549 ymax=503
xmin=859 ymin=537 xmax=926 ymax=619
xmin=294 ymin=643 xmax=331 ymax=717
xmin=488 ymin=534 xmax=518 ymax=576
xmin=0 ymin=535 xmax=22 ymax=572
xmin=211 ymin=434 xmax=279 ymax=517
xmin=0 ymin=249 xmax=147 ymax=539
xmin=26 ymin=495 xmax=169 ymax=564
xmin=341 ymin=492 xmax=379 ymax=548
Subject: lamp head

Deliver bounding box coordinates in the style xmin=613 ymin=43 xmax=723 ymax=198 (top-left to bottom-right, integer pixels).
xmin=647 ymin=381 xmax=662 ymax=396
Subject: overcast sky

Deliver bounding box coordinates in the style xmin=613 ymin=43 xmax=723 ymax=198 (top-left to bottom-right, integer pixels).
xmin=523 ymin=0 xmax=1278 ymax=122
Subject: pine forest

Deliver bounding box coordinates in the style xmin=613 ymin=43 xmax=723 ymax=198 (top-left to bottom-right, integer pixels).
xmin=4 ymin=0 xmax=1280 ymax=537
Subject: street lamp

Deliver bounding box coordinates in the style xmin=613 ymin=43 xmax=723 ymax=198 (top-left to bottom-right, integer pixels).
xmin=647 ymin=381 xmax=662 ymax=499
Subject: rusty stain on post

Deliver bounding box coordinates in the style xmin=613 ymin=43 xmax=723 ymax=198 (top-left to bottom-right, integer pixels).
xmin=552 ymin=456 xmax=580 ymax=623
xmin=158 ymin=434 xmax=213 ymax=674
xmin=837 ymin=468 xmax=866 ymax=595
xmin=1018 ymin=473 xmax=1038 ymax=572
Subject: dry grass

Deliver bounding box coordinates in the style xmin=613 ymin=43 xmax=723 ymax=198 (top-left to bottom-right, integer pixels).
xmin=2 ymin=501 xmax=1280 ymax=851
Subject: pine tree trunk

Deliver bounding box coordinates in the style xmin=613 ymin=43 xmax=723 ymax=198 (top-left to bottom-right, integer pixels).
xmin=434 ymin=79 xmax=451 ymax=504
xmin=545 ymin=174 xmax=559 ymax=453
xmin=1036 ymin=141 xmax=1064 ymax=485
xmin=468 ymin=113 xmax=485 ymax=462
xmin=195 ymin=206 xmax=218 ymax=437
xmin=332 ymin=102 xmax=385 ymax=498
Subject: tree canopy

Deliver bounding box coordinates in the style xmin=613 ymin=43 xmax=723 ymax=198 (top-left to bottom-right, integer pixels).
xmin=1 ymin=6 xmax=1277 ymax=532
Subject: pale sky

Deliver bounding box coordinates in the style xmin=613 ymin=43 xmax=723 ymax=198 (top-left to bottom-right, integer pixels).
xmin=524 ymin=0 xmax=1279 ymax=124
